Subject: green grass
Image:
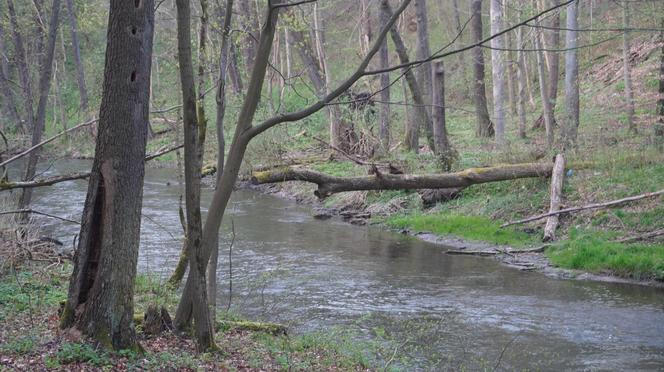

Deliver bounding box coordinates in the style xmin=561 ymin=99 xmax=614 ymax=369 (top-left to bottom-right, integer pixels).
xmin=547 ymin=229 xmax=664 ymax=281
xmin=385 ymin=212 xmax=537 ymax=247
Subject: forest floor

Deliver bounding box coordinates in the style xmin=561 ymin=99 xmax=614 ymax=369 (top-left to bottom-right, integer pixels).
xmin=0 ymin=257 xmax=375 ymax=371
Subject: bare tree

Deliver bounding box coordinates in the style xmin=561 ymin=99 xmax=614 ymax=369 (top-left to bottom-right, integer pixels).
xmin=431 ymin=61 xmax=452 ymax=159
xmin=414 ymin=0 xmax=432 ymax=117
xmin=471 ymin=0 xmax=494 ymax=138
xmin=64 ymin=0 xmax=89 ymax=120
xmin=563 ymin=0 xmax=579 ymax=149
xmin=535 ymin=27 xmax=555 ymax=148
xmin=60 ymin=0 xmax=155 ymax=350
xmin=489 ymin=0 xmax=506 ymax=146
xmin=516 ymin=22 xmax=527 ymax=139
xmin=7 ymin=0 xmax=36 ymax=134
xmin=622 ymin=0 xmax=636 ymax=134
xmin=173 ymin=0 xmax=215 ymax=351
xmin=378 ymin=2 xmax=391 ymax=150
xmin=0 ymin=2 xmax=23 ymax=133
xmin=17 ymin=0 xmax=61 ymax=217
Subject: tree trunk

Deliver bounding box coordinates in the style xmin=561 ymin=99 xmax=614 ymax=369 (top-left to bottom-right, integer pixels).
xmin=7 ymin=0 xmax=36 ymax=134
xmin=228 ymin=40 xmax=244 ymax=95
xmin=17 ymin=0 xmax=62 ymax=219
xmin=471 ymin=0 xmax=494 ymax=138
xmin=60 ymin=0 xmax=155 ymax=350
xmin=516 ymin=25 xmax=527 ymax=139
xmin=563 ymin=0 xmax=579 ymax=149
xmin=545 ymin=0 xmax=561 ymax=112
xmin=622 ymin=0 xmax=636 ymax=134
xmin=251 ymin=162 xmax=563 ymax=198
xmin=383 ymin=0 xmax=433 ymax=152
xmin=0 ymin=4 xmax=23 ymax=133
xmin=451 ymin=0 xmax=467 ymax=96
xmin=543 ymin=154 xmax=565 ymax=241
xmin=414 ymin=0 xmax=432 ymax=119
xmin=431 ymin=61 xmax=451 ymax=159
xmin=238 ymin=0 xmax=258 ymax=74
xmin=535 ymin=29 xmax=554 ymax=149
xmin=658 ymin=16 xmax=664 ymax=121
xmin=378 ymin=3 xmax=391 ymax=151
xmin=64 ymin=0 xmax=89 ymax=121
xmin=489 ymin=0 xmax=506 ymax=146
xmin=209 ymin=0 xmax=234 ymax=327
xmin=173 ymin=0 xmax=215 ymax=351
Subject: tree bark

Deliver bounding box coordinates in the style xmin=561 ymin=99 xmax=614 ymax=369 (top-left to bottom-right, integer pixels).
xmin=622 ymin=0 xmax=636 ymax=134
xmin=563 ymin=0 xmax=579 ymax=149
xmin=17 ymin=0 xmax=62 ymax=219
xmin=238 ymin=0 xmax=258 ymax=75
xmin=543 ymin=154 xmax=565 ymax=241
xmin=173 ymin=0 xmax=215 ymax=351
xmin=471 ymin=0 xmax=494 ymax=138
xmin=658 ymin=16 xmax=664 ymax=121
xmin=378 ymin=3 xmax=391 ymax=151
xmin=545 ymin=0 xmax=561 ymax=111
xmin=414 ymin=0 xmax=432 ymax=119
xmin=251 ymin=162 xmax=561 ymax=198
xmin=64 ymin=0 xmax=89 ymax=120
xmin=489 ymin=0 xmax=506 ymax=146
xmin=60 ymin=0 xmax=155 ymax=350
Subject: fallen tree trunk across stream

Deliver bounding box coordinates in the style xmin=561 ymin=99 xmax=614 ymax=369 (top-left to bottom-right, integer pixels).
xmin=251 ymin=162 xmax=566 ymax=198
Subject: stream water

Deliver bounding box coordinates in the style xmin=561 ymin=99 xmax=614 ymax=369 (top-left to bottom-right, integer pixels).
xmin=8 ymin=160 xmax=664 ymax=370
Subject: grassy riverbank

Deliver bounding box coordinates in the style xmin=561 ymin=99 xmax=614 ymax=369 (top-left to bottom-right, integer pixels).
xmin=0 ymin=261 xmax=375 ymax=370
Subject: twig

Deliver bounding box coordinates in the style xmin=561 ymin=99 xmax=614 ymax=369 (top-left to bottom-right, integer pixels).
xmin=0 ymin=209 xmax=80 ymax=224
xmin=144 ymin=143 xmax=184 ymax=161
xmin=502 ymin=189 xmax=664 ymax=227
xmin=0 ymin=118 xmax=98 ymax=168
xmin=493 ymin=332 xmax=521 ymax=371
xmin=613 ymin=229 xmax=664 ymax=243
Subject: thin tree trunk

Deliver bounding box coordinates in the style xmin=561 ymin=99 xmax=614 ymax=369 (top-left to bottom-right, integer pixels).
xmin=414 ymin=0 xmax=433 ymax=119
xmin=238 ymin=0 xmax=258 ymax=74
xmin=208 ymin=0 xmax=234 ymax=326
xmin=622 ymin=0 xmax=636 ymax=134
xmin=64 ymin=0 xmax=89 ymax=120
xmin=535 ymin=29 xmax=554 ymax=148
xmin=17 ymin=0 xmax=62 ymax=219
xmin=0 ymin=4 xmax=23 ymax=133
xmin=543 ymin=153 xmax=565 ymax=241
xmin=451 ymin=0 xmax=467 ymax=95
xmin=60 ymin=0 xmax=155 ymax=351
xmin=228 ymin=39 xmax=244 ymax=95
xmin=431 ymin=61 xmax=452 ymax=160
xmin=7 ymin=0 xmax=36 ymax=134
xmin=378 ymin=3 xmax=391 ymax=151
xmin=516 ymin=25 xmax=527 ymax=139
xmin=173 ymin=0 xmax=215 ymax=351
xmin=490 ymin=0 xmax=506 ymax=146
xmin=658 ymin=16 xmax=664 ymax=122
xmin=563 ymin=0 xmax=579 ymax=149
xmin=471 ymin=0 xmax=494 ymax=138
xmin=383 ymin=0 xmax=433 ymax=152
xmin=545 ymin=0 xmax=561 ymax=111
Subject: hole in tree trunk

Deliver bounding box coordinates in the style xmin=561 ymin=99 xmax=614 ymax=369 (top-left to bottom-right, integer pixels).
xmin=134 ymin=0 xmax=141 ymax=8
xmin=130 ymin=71 xmax=137 ymax=82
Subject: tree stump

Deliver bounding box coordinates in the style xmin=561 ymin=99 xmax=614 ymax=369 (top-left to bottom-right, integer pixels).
xmin=143 ymin=305 xmax=173 ymax=336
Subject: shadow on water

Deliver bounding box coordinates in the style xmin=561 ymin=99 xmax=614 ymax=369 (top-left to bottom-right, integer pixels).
xmin=10 ymin=159 xmax=664 ymax=370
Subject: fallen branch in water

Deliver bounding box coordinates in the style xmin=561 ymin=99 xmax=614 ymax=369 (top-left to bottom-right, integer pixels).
xmin=502 ymin=189 xmax=664 ymax=228
xmin=251 ymin=162 xmax=568 ymax=198
xmin=0 ymin=209 xmax=80 ymax=224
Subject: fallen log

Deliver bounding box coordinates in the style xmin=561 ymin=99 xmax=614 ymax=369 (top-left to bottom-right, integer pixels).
xmin=613 ymin=229 xmax=664 ymax=243
xmin=502 ymin=188 xmax=664 ymax=227
xmin=543 ymin=154 xmax=566 ymax=242
xmin=251 ymin=162 xmax=562 ymax=198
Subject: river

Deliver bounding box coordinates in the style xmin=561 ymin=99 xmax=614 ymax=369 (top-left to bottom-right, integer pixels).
xmin=9 ymin=160 xmax=664 ymax=370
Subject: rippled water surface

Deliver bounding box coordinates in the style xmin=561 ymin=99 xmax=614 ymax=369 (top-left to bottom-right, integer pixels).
xmin=10 ymin=160 xmax=664 ymax=370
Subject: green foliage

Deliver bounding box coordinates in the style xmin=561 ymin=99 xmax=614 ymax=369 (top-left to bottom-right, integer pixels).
xmin=547 ymin=229 xmax=664 ymax=281
xmin=0 ymin=267 xmax=68 ymax=322
xmin=385 ymin=213 xmax=536 ymax=247
xmin=0 ymin=336 xmax=37 ymax=355
xmin=310 ymin=161 xmax=360 ymax=177
xmin=45 ymin=343 xmax=112 ymax=368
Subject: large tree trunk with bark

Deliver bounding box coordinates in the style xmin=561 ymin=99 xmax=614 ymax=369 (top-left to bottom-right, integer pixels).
xmin=173 ymin=0 xmax=215 ymax=351
xmin=543 ymin=154 xmax=565 ymax=241
xmin=544 ymin=0 xmax=561 ymax=111
xmin=17 ymin=0 xmax=61 ymax=219
xmin=414 ymin=0 xmax=432 ymax=118
xmin=489 ymin=0 xmax=506 ymax=146
xmin=251 ymin=162 xmax=564 ymax=198
xmin=431 ymin=61 xmax=452 ymax=160
xmin=60 ymin=0 xmax=155 ymax=350
xmin=471 ymin=0 xmax=494 ymax=138
xmin=535 ymin=29 xmax=555 ymax=149
xmin=563 ymin=0 xmax=579 ymax=149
